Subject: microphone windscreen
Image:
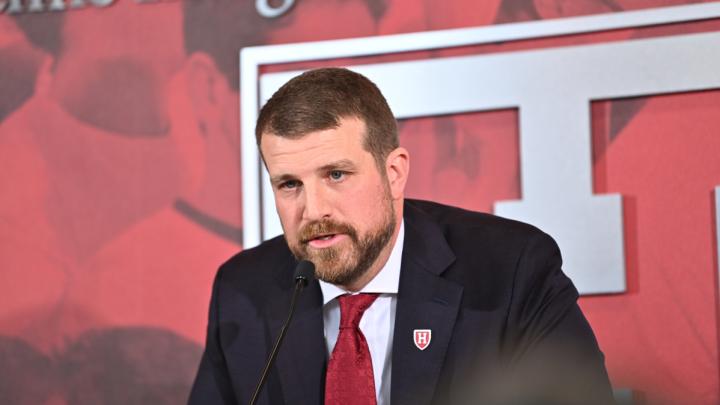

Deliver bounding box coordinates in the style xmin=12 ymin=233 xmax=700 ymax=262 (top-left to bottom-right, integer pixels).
xmin=294 ymin=260 xmax=316 ymax=286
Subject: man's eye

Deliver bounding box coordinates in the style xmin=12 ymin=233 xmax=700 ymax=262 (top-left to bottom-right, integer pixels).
xmin=329 ymin=170 xmax=345 ymax=181
xmin=280 ymin=180 xmax=300 ymax=190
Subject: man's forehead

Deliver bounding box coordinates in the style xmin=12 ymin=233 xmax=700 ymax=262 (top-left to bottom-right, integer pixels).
xmin=260 ymin=118 xmax=371 ymax=173
xmin=261 ymin=117 xmax=366 ymax=153
xmin=261 ymin=115 xmax=366 ymax=140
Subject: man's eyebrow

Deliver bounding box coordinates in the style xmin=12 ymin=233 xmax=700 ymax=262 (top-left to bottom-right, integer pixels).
xmin=316 ymin=159 xmax=357 ymax=173
xmin=269 ymin=173 xmax=297 ymax=185
xmin=269 ymin=160 xmax=358 ymax=185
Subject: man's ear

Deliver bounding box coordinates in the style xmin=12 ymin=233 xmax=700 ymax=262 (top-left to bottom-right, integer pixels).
xmin=184 ymin=52 xmax=228 ymax=130
xmin=385 ymin=147 xmax=410 ymax=200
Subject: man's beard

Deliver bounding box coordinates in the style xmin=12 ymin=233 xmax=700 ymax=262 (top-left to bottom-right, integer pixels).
xmin=287 ymin=201 xmax=396 ymax=287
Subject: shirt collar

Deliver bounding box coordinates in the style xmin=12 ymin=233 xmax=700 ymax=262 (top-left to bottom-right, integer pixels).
xmin=319 ymin=220 xmax=404 ymax=305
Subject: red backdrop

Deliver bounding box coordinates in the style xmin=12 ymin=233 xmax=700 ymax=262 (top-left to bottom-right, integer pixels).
xmin=1 ymin=1 xmax=719 ymax=403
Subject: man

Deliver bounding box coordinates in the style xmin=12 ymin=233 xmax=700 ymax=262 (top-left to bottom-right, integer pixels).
xmin=59 ymin=327 xmax=202 ymax=405
xmin=189 ymin=68 xmax=614 ymax=405
xmin=0 ymin=15 xmax=47 ymax=122
xmin=0 ymin=0 xmax=189 ymax=350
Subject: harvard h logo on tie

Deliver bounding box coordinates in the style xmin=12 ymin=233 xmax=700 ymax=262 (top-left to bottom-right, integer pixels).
xmin=413 ymin=329 xmax=431 ymax=351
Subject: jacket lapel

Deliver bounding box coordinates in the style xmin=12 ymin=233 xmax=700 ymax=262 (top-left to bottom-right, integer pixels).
xmin=269 ymin=266 xmax=327 ymax=405
xmin=391 ymin=204 xmax=462 ymax=405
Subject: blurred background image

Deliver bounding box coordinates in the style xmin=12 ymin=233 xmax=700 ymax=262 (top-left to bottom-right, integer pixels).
xmin=1 ymin=1 xmax=720 ymax=403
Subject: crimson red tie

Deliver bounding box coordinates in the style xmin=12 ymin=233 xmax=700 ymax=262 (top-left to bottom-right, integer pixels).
xmin=325 ymin=293 xmax=379 ymax=405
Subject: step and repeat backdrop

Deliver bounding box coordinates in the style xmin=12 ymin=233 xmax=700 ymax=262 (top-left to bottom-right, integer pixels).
xmin=1 ymin=0 xmax=720 ymax=404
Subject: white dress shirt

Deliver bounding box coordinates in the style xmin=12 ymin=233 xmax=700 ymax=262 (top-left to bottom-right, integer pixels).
xmin=319 ymin=221 xmax=404 ymax=405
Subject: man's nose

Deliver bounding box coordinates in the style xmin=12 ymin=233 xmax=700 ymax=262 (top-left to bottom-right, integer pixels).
xmin=302 ymin=183 xmax=332 ymax=221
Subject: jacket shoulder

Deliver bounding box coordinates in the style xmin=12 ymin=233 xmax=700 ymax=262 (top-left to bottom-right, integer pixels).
xmin=404 ymin=198 xmax=562 ymax=293
xmin=216 ymin=234 xmax=294 ymax=287
xmin=405 ymin=199 xmax=548 ymax=244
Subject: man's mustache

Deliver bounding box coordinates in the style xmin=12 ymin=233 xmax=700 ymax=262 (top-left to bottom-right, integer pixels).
xmin=299 ymin=220 xmax=358 ymax=244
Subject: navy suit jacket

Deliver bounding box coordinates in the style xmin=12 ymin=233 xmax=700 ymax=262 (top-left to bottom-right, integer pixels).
xmin=188 ymin=200 xmax=614 ymax=405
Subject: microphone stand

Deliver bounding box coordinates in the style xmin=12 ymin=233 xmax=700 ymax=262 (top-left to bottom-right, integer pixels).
xmin=249 ymin=261 xmax=314 ymax=405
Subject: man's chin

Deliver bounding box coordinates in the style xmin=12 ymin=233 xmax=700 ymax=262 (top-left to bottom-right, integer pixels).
xmin=306 ymin=252 xmax=360 ymax=286
xmin=314 ymin=264 xmax=364 ymax=287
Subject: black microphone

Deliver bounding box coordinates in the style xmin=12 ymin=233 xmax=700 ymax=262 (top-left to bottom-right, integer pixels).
xmin=293 ymin=260 xmax=315 ymax=288
xmin=249 ymin=260 xmax=315 ymax=405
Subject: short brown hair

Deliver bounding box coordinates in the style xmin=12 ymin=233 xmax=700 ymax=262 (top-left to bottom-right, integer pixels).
xmin=255 ymin=68 xmax=399 ymax=167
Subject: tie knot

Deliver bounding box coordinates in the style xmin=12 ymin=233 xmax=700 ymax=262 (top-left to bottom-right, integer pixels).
xmin=337 ymin=293 xmax=379 ymax=328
